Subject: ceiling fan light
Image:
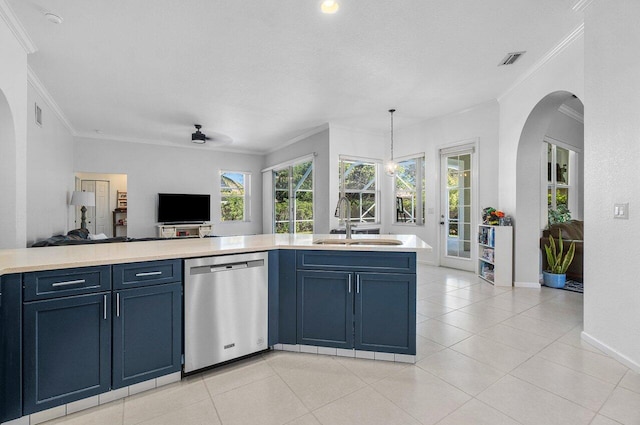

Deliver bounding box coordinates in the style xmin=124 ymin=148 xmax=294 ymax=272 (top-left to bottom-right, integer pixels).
xmin=321 ymin=0 xmax=339 ymax=14
xmin=44 ymin=12 xmax=63 ymax=24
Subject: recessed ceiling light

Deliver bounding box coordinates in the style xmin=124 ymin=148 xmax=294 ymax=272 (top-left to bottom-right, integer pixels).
xmin=44 ymin=12 xmax=63 ymax=24
xmin=321 ymin=0 xmax=339 ymax=14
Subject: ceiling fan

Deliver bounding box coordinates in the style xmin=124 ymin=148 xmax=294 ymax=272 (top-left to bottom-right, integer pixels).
xmin=191 ymin=124 xmax=211 ymax=144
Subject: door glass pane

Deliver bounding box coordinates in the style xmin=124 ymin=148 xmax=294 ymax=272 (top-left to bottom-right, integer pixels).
xmin=446 ymin=153 xmax=472 ymax=259
xmin=274 ymin=168 xmax=290 ymax=234
xmin=274 ymin=161 xmax=314 ymax=234
xmin=293 ymin=161 xmax=313 ymax=233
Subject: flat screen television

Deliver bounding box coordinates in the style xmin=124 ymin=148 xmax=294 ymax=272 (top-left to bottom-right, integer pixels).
xmin=158 ymin=193 xmax=210 ymax=224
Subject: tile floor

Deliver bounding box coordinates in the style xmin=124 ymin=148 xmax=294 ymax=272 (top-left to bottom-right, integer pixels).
xmin=43 ymin=265 xmax=640 ymax=425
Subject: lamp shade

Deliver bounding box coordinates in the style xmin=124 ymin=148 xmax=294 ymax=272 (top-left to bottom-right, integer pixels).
xmin=70 ymin=191 xmax=96 ymax=207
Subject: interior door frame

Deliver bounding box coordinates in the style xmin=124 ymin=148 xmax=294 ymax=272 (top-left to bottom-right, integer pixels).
xmin=438 ymin=139 xmax=479 ymax=271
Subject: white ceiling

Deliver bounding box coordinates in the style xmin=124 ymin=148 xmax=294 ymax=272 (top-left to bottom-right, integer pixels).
xmin=10 ymin=0 xmax=584 ymax=153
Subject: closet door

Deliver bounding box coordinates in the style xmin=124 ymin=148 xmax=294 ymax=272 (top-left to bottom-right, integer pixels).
xmin=94 ymin=181 xmax=110 ymax=235
xmin=80 ymin=180 xmax=96 ymax=234
xmin=80 ymin=180 xmax=110 ymax=235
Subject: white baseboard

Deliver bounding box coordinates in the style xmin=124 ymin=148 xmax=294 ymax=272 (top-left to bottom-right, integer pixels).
xmin=514 ymin=281 xmax=541 ymax=288
xmin=581 ymin=331 xmax=640 ymax=373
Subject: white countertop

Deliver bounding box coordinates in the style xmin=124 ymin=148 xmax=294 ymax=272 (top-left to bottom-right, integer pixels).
xmin=0 ymin=234 xmax=431 ymax=276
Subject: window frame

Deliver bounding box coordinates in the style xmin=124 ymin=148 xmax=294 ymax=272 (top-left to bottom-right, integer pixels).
xmin=546 ymin=142 xmax=571 ymax=210
xmin=220 ymin=170 xmax=251 ymax=222
xmin=338 ymin=155 xmax=381 ymax=225
xmin=272 ymin=158 xmax=315 ymax=234
xmin=393 ymin=153 xmax=426 ymax=226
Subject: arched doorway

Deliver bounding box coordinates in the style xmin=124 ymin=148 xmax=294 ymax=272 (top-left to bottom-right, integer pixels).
xmin=0 ymin=89 xmax=18 ymax=249
xmin=514 ymin=91 xmax=584 ymax=286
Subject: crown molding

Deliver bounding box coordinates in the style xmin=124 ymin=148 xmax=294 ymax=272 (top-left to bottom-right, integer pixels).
xmin=27 ymin=66 xmax=77 ymax=134
xmin=264 ymin=123 xmax=330 ymax=154
xmin=0 ymin=0 xmax=37 ymax=54
xmin=498 ymin=22 xmax=584 ymax=102
xmin=572 ymin=0 xmax=595 ymax=12
xmin=76 ymin=131 xmax=264 ymax=155
xmin=558 ymin=104 xmax=584 ymax=123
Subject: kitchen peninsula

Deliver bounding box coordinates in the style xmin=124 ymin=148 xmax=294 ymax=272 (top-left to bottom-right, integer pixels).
xmin=0 ymin=234 xmax=430 ymax=425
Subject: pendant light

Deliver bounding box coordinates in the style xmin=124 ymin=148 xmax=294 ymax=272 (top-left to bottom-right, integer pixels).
xmin=385 ymin=108 xmax=397 ymax=177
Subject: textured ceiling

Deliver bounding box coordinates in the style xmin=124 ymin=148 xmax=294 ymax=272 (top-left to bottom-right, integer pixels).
xmin=10 ymin=0 xmax=583 ymax=153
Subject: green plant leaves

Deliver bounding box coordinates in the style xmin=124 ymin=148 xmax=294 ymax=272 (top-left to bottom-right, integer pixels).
xmin=544 ymin=234 xmax=576 ymax=274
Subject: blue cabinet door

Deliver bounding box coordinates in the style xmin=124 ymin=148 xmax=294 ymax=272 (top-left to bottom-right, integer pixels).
xmin=23 ymin=292 xmax=111 ymax=414
xmin=355 ymin=273 xmax=416 ymax=354
xmin=0 ymin=274 xmax=22 ymax=423
xmin=297 ymin=270 xmax=353 ymax=348
xmin=112 ymin=282 xmax=182 ymax=389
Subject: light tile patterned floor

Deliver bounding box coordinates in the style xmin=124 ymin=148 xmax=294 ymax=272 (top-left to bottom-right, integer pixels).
xmin=43 ymin=265 xmax=640 ymax=425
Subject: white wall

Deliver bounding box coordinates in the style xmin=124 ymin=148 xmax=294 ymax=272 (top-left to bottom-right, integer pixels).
xmin=26 ymin=83 xmax=76 ymax=245
xmin=498 ymin=32 xmax=584 ymax=286
xmin=263 ymin=128 xmax=330 ymax=234
xmin=583 ymin=1 xmax=640 ymax=370
xmin=0 ymin=13 xmax=28 ymax=248
xmin=384 ymin=101 xmax=500 ymax=265
xmin=74 ymin=138 xmax=263 ymax=238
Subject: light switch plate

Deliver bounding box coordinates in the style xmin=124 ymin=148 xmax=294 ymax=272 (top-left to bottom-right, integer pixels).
xmin=614 ymin=203 xmax=629 ymax=219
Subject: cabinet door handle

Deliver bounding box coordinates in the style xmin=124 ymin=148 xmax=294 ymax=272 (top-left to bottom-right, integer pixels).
xmin=52 ymin=279 xmax=86 ymax=287
xmin=356 ymin=275 xmax=360 ymax=294
xmin=348 ymin=274 xmax=352 ymax=293
xmin=135 ymin=271 xmax=162 ymax=277
xmin=117 ymin=292 xmax=120 ymax=317
xmin=103 ymin=295 xmax=107 ymax=320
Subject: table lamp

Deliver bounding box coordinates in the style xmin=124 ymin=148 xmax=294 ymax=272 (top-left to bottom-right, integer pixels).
xmin=70 ymin=191 xmax=96 ymax=230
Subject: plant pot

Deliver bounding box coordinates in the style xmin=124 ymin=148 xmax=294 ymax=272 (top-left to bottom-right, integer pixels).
xmin=543 ymin=271 xmax=566 ymax=288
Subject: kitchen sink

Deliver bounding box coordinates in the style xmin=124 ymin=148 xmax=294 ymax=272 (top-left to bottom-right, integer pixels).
xmin=312 ymin=238 xmax=403 ymax=246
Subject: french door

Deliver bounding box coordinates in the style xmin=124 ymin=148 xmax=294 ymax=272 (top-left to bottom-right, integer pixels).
xmin=439 ymin=146 xmax=476 ymax=271
xmin=273 ymin=159 xmax=314 ymax=234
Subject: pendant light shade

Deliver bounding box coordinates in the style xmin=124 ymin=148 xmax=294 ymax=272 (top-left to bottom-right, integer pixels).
xmin=385 ymin=109 xmax=397 ymax=177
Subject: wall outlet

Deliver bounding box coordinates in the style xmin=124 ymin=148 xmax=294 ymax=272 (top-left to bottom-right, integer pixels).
xmin=614 ymin=203 xmax=629 ymax=219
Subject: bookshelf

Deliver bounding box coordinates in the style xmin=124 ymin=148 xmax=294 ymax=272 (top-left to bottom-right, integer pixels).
xmin=478 ymin=224 xmax=513 ymax=286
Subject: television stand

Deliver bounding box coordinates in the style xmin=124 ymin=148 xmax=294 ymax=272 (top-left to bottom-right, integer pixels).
xmin=157 ymin=223 xmax=213 ymax=238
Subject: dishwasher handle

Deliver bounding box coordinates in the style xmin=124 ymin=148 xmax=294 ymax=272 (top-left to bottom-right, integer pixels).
xmin=190 ymin=259 xmax=264 ymax=275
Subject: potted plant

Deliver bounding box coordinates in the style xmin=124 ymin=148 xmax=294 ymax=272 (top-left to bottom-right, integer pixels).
xmin=543 ymin=234 xmax=576 ymax=288
xmin=548 ymin=204 xmax=572 ymax=226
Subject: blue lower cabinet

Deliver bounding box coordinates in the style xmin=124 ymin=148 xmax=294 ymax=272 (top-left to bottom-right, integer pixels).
xmin=355 ymin=273 xmax=416 ymax=354
xmin=297 ymin=270 xmax=354 ymax=348
xmin=0 ymin=274 xmax=22 ymax=423
xmin=112 ymin=282 xmax=182 ymax=389
xmin=23 ymin=292 xmax=111 ymax=414
xmin=278 ymin=250 xmax=297 ymax=345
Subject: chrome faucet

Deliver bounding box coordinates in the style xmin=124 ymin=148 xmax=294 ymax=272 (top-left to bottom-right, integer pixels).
xmin=335 ymin=196 xmax=352 ymax=239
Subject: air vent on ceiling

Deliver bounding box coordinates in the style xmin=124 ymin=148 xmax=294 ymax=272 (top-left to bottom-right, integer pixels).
xmin=498 ymin=51 xmax=526 ymax=66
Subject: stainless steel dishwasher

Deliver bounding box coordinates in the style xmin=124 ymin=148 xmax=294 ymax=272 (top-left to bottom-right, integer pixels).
xmin=184 ymin=251 xmax=268 ymax=373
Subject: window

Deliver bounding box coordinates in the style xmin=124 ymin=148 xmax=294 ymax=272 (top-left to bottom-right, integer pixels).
xmin=338 ymin=157 xmax=379 ymax=223
xmin=394 ymin=155 xmax=425 ymax=224
xmin=273 ymin=159 xmax=313 ymax=233
xmin=220 ymin=171 xmax=250 ymax=221
xmin=547 ymin=143 xmax=571 ymax=211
